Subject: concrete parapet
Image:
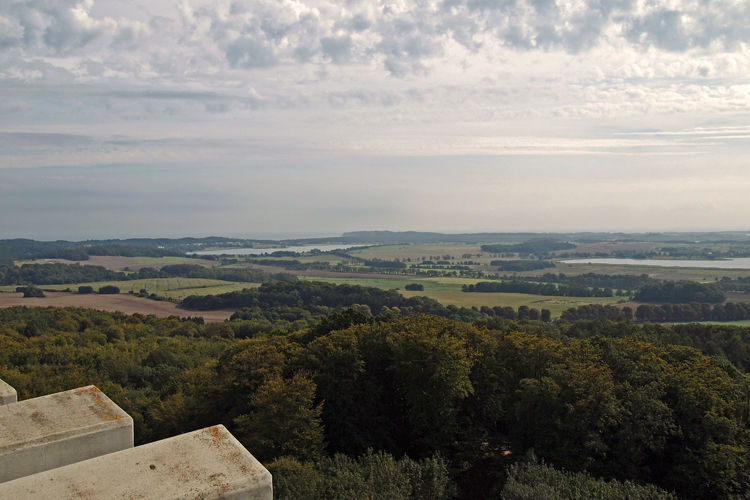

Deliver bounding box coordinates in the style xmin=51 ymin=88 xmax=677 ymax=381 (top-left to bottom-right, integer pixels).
xmin=0 ymin=379 xmax=16 ymax=405
xmin=0 ymin=425 xmax=273 ymax=500
xmin=0 ymin=385 xmax=133 ymax=483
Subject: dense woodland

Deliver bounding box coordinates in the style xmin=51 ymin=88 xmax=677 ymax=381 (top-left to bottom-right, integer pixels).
xmin=1 ymin=304 xmax=749 ymax=499
xmin=183 ymin=281 xmax=492 ymax=325
xmin=634 ymin=281 xmax=727 ymax=304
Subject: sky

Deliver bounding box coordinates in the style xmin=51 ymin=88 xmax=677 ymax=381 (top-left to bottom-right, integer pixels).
xmin=0 ymin=0 xmax=749 ymax=240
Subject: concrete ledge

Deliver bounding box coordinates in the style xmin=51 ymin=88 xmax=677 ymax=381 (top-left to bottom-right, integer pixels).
xmin=0 ymin=425 xmax=273 ymax=500
xmin=0 ymin=379 xmax=16 ymax=406
xmin=0 ymin=385 xmax=133 ymax=483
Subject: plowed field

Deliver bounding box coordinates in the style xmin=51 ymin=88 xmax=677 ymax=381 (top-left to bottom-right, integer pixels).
xmin=0 ymin=292 xmax=233 ymax=322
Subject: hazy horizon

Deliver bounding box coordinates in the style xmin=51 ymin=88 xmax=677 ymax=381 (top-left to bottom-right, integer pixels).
xmin=2 ymin=0 xmax=749 ymax=239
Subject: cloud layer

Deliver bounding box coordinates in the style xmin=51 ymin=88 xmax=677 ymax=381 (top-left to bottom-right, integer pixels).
xmin=0 ymin=0 xmax=749 ymax=236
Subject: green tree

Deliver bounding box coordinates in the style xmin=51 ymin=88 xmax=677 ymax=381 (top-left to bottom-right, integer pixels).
xmin=234 ymin=374 xmax=324 ymax=463
xmin=540 ymin=309 xmax=551 ymax=323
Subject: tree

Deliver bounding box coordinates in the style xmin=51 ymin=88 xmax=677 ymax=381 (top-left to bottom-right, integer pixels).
xmin=78 ymin=285 xmax=94 ymax=294
xmin=622 ymin=306 xmax=633 ymax=321
xmin=233 ymin=374 xmax=324 ymax=463
xmin=99 ymin=285 xmax=120 ymax=294
xmin=517 ymin=305 xmax=530 ymax=320
xmin=540 ymin=309 xmax=551 ymax=323
xmin=18 ymin=286 xmax=45 ymax=298
xmin=498 ymin=461 xmax=676 ymax=500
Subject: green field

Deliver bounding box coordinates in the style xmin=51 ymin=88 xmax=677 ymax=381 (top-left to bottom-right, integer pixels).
xmin=0 ymin=278 xmax=260 ymax=300
xmin=350 ymin=244 xmax=498 ymax=265
xmin=302 ymin=275 xmax=621 ymax=317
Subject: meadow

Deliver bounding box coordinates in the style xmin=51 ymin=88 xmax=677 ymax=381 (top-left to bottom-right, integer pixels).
xmin=301 ymin=275 xmax=622 ymax=317
xmin=0 ymin=278 xmax=260 ymax=301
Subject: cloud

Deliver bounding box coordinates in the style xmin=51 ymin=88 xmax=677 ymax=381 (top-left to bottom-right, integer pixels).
xmin=0 ymin=0 xmax=746 ymax=84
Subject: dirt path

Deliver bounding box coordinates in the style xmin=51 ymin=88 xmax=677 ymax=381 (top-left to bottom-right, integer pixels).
xmin=0 ymin=292 xmax=234 ymax=322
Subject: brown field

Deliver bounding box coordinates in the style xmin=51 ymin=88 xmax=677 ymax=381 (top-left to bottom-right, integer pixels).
xmin=26 ymin=256 xmax=217 ymax=271
xmin=0 ymin=292 xmax=233 ymax=322
xmin=548 ymin=262 xmax=750 ymax=281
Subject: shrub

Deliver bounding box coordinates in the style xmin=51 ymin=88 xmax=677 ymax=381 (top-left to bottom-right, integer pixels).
xmin=17 ymin=286 xmax=45 ymax=298
xmin=405 ymin=283 xmax=425 ymax=291
xmin=99 ymin=285 xmax=121 ymax=294
xmin=498 ymin=462 xmax=676 ymax=500
xmin=78 ymin=286 xmax=94 ymax=294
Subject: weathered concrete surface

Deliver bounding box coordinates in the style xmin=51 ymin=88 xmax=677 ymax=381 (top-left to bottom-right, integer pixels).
xmin=0 ymin=425 xmax=273 ymax=500
xmin=0 ymin=379 xmax=16 ymax=405
xmin=0 ymin=385 xmax=133 ymax=483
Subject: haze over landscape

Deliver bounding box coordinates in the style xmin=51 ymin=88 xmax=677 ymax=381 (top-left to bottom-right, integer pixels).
xmin=1 ymin=0 xmax=749 ymax=239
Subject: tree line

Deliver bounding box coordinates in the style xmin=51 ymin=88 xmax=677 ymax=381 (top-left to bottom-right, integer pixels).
xmin=0 ymin=262 xmax=292 ymax=286
xmin=37 ymin=244 xmax=183 ymax=261
xmin=560 ymin=300 xmax=750 ymax=326
xmin=463 ymin=281 xmax=614 ymax=297
xmin=491 ymin=260 xmax=555 ymax=272
xmin=480 ymin=240 xmax=577 ymax=255
xmin=517 ymin=272 xmax=653 ymax=291
xmin=633 ymin=281 xmax=726 ymax=303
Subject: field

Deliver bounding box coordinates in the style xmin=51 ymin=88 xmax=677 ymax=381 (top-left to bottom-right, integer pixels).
xmin=10 ymin=241 xmax=750 ymax=322
xmin=0 ymin=291 xmax=234 ymax=322
xmin=0 ymin=278 xmax=260 ymax=301
xmin=302 ymin=275 xmax=622 ymax=317
xmin=350 ymin=244 xmax=497 ymax=265
xmin=17 ymin=255 xmax=217 ymax=271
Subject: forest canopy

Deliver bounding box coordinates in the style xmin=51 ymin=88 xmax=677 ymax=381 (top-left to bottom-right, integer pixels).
xmin=2 ymin=305 xmax=750 ymax=499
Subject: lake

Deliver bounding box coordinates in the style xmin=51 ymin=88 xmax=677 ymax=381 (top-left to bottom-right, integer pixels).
xmin=192 ymin=244 xmax=356 ymax=256
xmin=560 ymin=257 xmax=750 ymax=269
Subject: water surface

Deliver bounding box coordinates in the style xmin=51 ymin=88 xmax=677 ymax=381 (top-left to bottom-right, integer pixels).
xmin=193 ymin=244 xmax=355 ymax=256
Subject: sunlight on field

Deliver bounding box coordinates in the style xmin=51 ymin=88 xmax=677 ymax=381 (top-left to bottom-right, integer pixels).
xmin=350 ymin=244 xmax=498 ymax=264
xmin=302 ymin=275 xmax=620 ymax=317
xmin=401 ymin=290 xmax=619 ymax=317
xmin=0 ymin=279 xmax=260 ymax=300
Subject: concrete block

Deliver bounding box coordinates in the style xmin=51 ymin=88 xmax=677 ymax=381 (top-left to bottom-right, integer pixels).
xmin=0 ymin=425 xmax=273 ymax=500
xmin=0 ymin=385 xmax=133 ymax=483
xmin=0 ymin=378 xmax=16 ymax=405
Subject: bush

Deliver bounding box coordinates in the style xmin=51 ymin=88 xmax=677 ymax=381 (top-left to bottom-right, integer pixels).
xmin=405 ymin=283 xmax=424 ymax=291
xmin=78 ymin=286 xmax=94 ymax=294
xmin=98 ymin=285 xmax=121 ymax=294
xmin=268 ymin=450 xmax=456 ymax=500
xmin=498 ymin=462 xmax=676 ymax=500
xmin=17 ymin=286 xmax=45 ymax=298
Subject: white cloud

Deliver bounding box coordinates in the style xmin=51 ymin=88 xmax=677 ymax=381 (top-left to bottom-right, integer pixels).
xmin=0 ymin=0 xmax=749 ymax=235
